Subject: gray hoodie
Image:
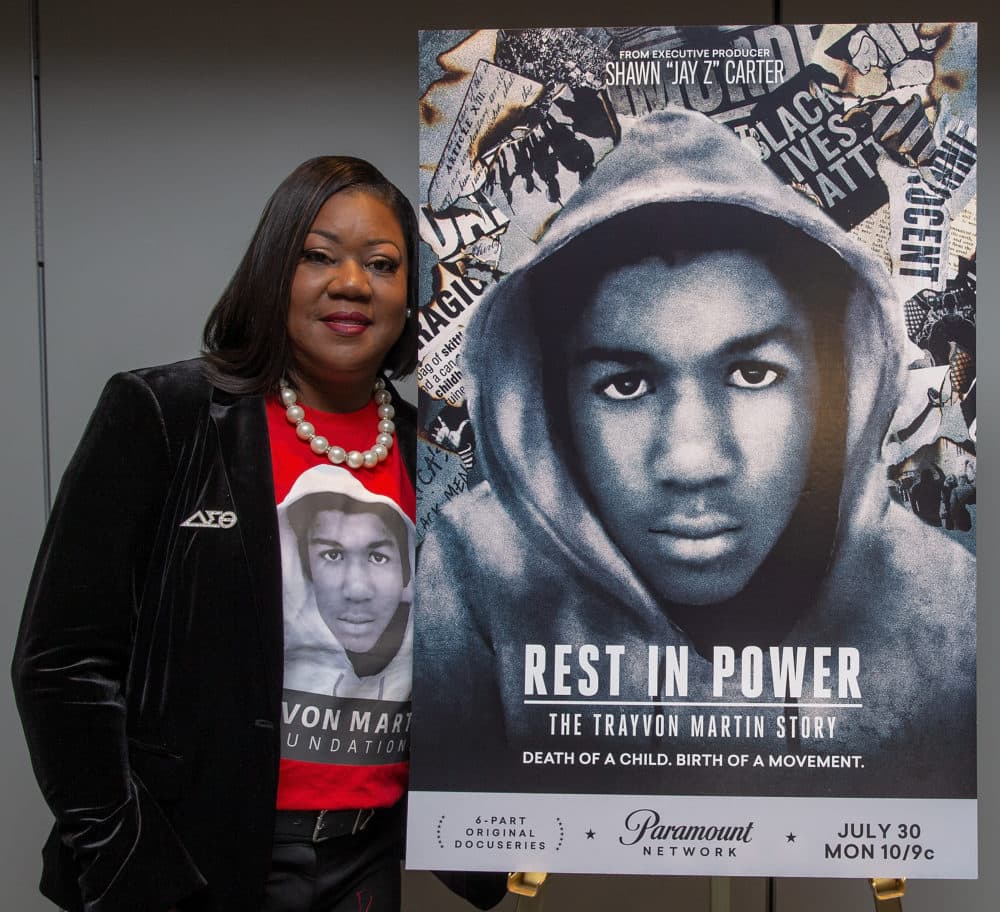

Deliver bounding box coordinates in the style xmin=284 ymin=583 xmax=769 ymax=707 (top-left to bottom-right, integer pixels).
xmin=414 ymin=108 xmax=974 ymax=798
xmin=280 ymin=464 xmax=414 ymax=703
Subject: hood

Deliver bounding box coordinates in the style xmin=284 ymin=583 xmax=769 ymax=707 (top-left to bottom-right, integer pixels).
xmin=461 ymin=107 xmax=905 ymax=623
xmin=278 ymin=464 xmax=414 ymax=699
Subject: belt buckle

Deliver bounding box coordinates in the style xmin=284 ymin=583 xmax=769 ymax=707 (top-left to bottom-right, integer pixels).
xmin=353 ymin=808 xmax=375 ymax=834
xmin=312 ymin=810 xmax=329 ymax=843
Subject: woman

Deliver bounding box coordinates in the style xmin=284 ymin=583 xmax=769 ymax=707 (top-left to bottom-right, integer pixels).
xmin=13 ymin=158 xmax=500 ymax=912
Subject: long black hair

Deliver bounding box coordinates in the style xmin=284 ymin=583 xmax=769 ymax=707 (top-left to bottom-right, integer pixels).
xmin=203 ymin=156 xmax=419 ymax=392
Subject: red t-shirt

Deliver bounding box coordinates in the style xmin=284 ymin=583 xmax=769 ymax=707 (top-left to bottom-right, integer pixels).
xmin=268 ymin=394 xmax=415 ymax=810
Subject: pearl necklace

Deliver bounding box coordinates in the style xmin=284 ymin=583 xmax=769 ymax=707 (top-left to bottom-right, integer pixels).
xmin=280 ymin=379 xmax=395 ymax=470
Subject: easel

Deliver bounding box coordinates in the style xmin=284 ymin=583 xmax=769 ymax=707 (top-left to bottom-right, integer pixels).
xmin=507 ymin=872 xmax=547 ymax=911
xmin=506 ymin=874 xmax=907 ymax=910
xmin=869 ymin=877 xmax=907 ymax=911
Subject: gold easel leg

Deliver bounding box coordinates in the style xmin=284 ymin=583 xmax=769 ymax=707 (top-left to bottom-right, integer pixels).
xmin=508 ymin=872 xmax=548 ymax=912
xmin=710 ymin=877 xmax=732 ymax=912
xmin=870 ymin=877 xmax=906 ymax=912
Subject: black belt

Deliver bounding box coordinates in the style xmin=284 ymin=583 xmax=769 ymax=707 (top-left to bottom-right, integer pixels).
xmin=274 ymin=808 xmax=379 ymax=843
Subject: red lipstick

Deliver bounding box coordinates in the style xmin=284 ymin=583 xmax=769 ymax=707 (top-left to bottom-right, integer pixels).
xmin=321 ymin=311 xmax=372 ymax=336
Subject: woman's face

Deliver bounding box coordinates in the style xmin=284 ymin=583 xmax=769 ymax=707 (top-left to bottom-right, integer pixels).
xmin=287 ymin=189 xmax=408 ymax=403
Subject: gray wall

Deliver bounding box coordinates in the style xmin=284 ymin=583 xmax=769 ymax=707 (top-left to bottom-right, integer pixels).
xmin=1 ymin=0 xmax=51 ymax=907
xmin=1 ymin=1 xmax=991 ymax=910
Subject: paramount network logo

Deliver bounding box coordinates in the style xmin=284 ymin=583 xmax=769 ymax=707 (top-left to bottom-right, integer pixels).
xmin=619 ymin=809 xmax=755 ymax=851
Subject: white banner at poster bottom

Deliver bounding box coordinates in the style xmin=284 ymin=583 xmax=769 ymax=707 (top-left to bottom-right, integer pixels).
xmin=405 ymin=792 xmax=976 ymax=878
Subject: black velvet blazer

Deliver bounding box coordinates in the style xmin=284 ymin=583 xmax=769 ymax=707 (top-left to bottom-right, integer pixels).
xmin=12 ymin=358 xmax=425 ymax=912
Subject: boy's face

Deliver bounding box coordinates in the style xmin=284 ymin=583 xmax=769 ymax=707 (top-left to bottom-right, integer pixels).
xmin=565 ymin=249 xmax=819 ymax=607
xmin=307 ymin=510 xmax=408 ymax=653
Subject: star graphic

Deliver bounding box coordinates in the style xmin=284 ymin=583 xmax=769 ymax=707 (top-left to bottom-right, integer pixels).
xmin=586 ymin=829 xmax=596 ymax=839
xmin=786 ymin=833 xmax=797 ymax=843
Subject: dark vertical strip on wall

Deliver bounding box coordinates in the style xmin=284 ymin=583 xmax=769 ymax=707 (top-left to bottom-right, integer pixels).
xmin=29 ymin=0 xmax=51 ymax=513
xmin=769 ymin=8 xmax=780 ymax=911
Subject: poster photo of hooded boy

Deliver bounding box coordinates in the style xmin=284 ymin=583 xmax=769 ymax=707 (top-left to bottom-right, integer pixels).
xmin=408 ymin=24 xmax=977 ymax=879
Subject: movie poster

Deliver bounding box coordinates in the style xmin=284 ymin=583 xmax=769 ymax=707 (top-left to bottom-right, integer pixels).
xmin=408 ymin=24 xmax=977 ymax=878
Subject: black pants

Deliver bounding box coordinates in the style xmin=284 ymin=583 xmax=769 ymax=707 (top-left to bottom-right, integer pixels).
xmin=260 ymin=810 xmax=403 ymax=912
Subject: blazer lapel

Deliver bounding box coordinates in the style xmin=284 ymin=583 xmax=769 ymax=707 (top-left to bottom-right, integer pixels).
xmin=210 ymin=391 xmax=283 ymax=701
